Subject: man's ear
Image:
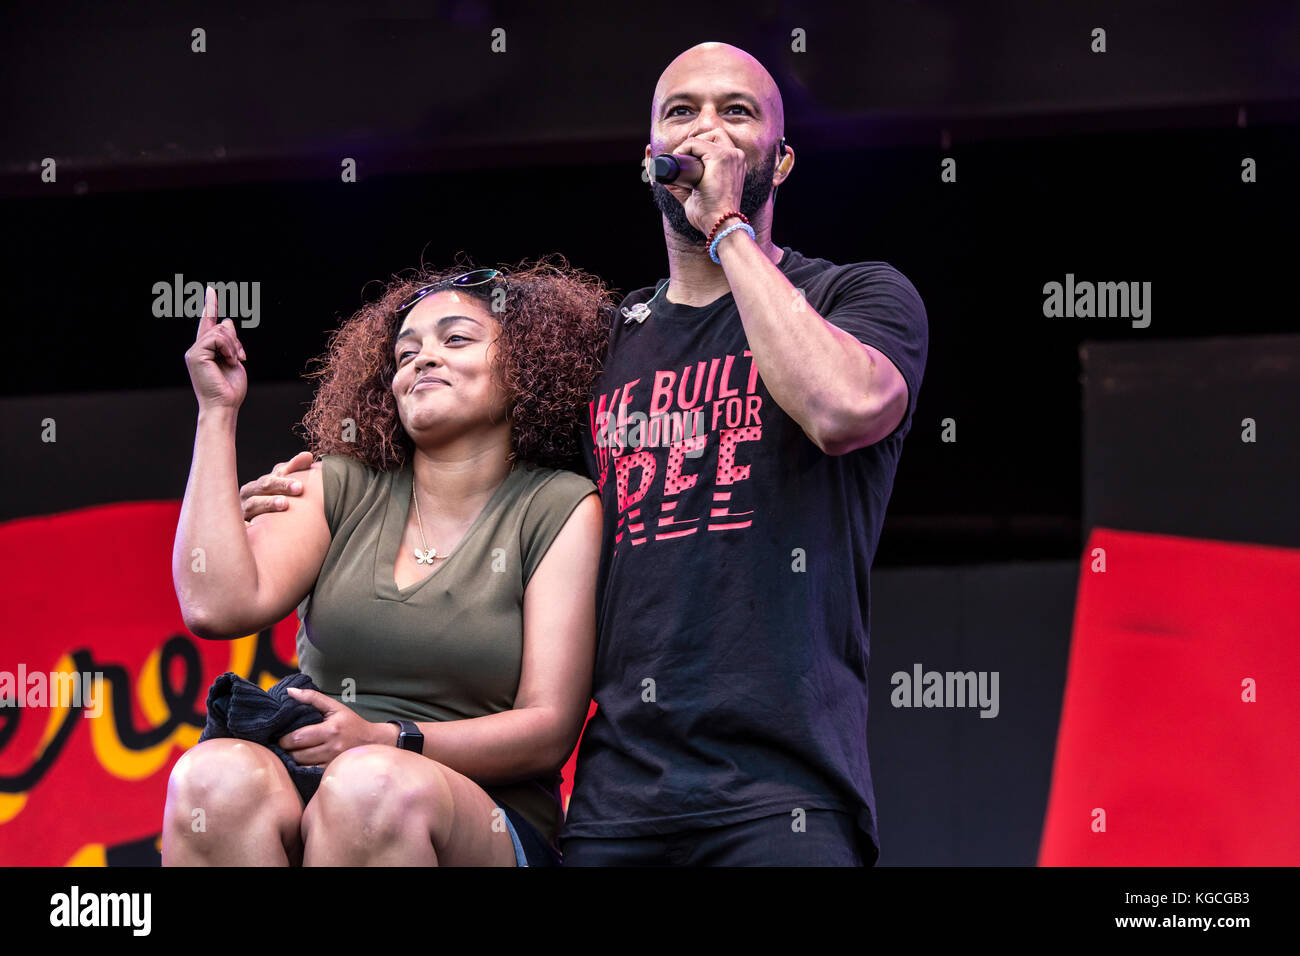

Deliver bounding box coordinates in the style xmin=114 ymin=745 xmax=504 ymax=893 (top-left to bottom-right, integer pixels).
xmin=772 ymin=139 xmax=793 ymax=200
xmin=776 ymin=140 xmax=794 ymax=180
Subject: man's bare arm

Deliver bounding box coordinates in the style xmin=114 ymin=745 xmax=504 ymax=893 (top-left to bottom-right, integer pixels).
xmin=717 ymin=231 xmax=909 ymax=455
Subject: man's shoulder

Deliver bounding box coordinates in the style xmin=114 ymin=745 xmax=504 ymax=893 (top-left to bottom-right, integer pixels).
xmin=615 ymin=282 xmax=661 ymax=310
xmin=784 ymin=248 xmax=916 ymax=288
xmin=787 ymin=250 xmax=925 ymax=318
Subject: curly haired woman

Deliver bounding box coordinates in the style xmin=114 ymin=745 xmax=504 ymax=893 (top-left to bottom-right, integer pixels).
xmin=164 ymin=258 xmax=612 ymax=866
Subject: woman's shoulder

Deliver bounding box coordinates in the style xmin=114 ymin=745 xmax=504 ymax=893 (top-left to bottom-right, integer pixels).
xmin=512 ymin=464 xmax=597 ymax=535
xmin=514 ymin=463 xmax=597 ymax=503
xmin=512 ymin=465 xmax=599 ymax=586
xmin=317 ymin=454 xmax=393 ymax=530
xmin=317 ymin=453 xmax=390 ymax=497
xmin=318 ymin=452 xmax=380 ymax=480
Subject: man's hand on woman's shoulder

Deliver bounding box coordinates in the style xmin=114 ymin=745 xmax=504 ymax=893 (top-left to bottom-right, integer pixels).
xmin=241 ymin=450 xmax=314 ymax=521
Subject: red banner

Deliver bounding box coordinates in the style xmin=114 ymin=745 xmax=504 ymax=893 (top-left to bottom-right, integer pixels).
xmin=1039 ymin=527 xmax=1300 ymax=865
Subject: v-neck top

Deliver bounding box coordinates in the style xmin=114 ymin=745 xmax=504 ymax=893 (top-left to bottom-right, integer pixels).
xmin=294 ymin=454 xmax=596 ymax=850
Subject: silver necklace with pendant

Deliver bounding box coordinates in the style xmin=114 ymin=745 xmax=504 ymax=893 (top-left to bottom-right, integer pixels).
xmin=410 ymin=460 xmax=516 ymax=565
xmin=411 ymin=480 xmax=441 ymax=564
xmin=620 ymin=280 xmax=669 ymax=325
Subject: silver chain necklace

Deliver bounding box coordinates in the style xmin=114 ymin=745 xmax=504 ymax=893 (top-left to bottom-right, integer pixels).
xmin=410 ymin=480 xmax=441 ymax=565
xmin=410 ymin=461 xmax=517 ymax=565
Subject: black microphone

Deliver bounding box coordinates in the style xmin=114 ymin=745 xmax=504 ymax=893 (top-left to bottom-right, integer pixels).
xmin=649 ymin=153 xmax=704 ymax=186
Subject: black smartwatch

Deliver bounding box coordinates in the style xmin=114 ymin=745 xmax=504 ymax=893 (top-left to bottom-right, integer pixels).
xmin=388 ymin=719 xmax=424 ymax=753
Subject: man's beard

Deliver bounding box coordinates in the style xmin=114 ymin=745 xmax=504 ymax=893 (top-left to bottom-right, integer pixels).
xmin=651 ymin=147 xmax=778 ymax=244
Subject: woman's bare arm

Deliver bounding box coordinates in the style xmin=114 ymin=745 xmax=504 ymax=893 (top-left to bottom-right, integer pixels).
xmin=172 ymin=287 xmax=331 ymax=639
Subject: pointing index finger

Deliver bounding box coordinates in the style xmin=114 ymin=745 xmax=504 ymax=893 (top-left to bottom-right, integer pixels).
xmin=198 ymin=284 xmax=218 ymax=336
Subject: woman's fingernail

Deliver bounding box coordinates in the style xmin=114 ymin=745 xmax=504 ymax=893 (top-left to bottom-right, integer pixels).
xmin=275 ymin=496 xmax=286 ymax=507
xmin=291 ymin=481 xmax=302 ymax=492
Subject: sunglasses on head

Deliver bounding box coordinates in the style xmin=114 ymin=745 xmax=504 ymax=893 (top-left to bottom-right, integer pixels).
xmin=394 ymin=268 xmax=507 ymax=320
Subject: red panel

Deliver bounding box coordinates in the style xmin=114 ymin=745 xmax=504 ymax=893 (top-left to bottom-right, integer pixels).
xmin=559 ymin=701 xmax=598 ymax=814
xmin=1039 ymin=527 xmax=1300 ymax=865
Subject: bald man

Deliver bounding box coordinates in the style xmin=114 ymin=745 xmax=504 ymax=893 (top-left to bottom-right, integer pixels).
xmin=558 ymin=43 xmax=929 ymax=866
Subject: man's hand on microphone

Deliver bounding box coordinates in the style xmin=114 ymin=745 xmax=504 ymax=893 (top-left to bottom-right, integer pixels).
xmin=675 ymin=129 xmax=748 ymax=238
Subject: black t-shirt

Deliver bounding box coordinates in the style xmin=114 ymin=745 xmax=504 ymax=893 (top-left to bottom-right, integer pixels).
xmin=560 ymin=246 xmax=928 ymax=863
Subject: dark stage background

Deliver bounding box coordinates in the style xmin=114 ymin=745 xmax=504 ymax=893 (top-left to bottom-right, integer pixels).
xmin=2 ymin=0 xmax=1297 ymax=866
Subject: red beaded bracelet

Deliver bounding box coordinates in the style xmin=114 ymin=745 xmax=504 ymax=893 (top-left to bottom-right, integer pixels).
xmin=706 ymin=210 xmax=749 ymax=247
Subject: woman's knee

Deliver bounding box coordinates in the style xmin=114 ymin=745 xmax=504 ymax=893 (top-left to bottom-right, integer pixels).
xmin=166 ymin=738 xmax=300 ymax=825
xmin=307 ymin=745 xmax=449 ymax=835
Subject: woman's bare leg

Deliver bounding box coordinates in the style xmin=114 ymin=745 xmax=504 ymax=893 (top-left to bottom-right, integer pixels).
xmin=162 ymin=738 xmax=305 ymax=866
xmin=300 ymin=745 xmax=517 ymax=866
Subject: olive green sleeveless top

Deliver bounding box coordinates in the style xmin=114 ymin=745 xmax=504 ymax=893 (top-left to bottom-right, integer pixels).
xmin=295 ymin=454 xmax=596 ymax=850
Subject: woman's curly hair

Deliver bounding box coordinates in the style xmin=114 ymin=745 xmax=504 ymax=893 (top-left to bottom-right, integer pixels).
xmin=298 ymin=254 xmax=614 ymax=472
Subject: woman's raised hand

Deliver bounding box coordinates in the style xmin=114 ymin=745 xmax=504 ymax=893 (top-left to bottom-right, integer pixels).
xmin=185 ymin=286 xmax=248 ymax=410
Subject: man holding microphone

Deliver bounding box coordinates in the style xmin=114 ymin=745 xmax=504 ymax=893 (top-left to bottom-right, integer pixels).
xmin=559 ymin=40 xmax=927 ymax=866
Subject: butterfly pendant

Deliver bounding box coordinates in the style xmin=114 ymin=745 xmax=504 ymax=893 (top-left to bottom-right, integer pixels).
xmin=413 ymin=547 xmax=438 ymax=565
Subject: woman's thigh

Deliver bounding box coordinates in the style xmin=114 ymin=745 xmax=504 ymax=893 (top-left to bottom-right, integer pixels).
xmin=304 ymin=745 xmax=517 ymax=866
